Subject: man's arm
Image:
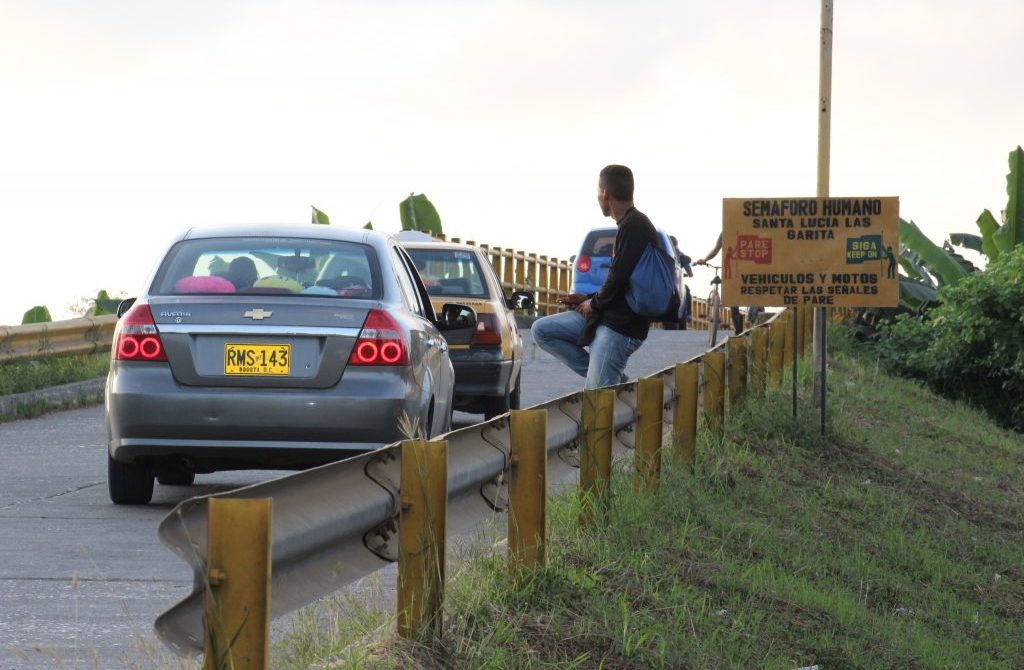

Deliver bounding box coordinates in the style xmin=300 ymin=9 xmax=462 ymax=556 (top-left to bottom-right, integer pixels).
xmin=695 ymin=233 xmax=723 ymax=265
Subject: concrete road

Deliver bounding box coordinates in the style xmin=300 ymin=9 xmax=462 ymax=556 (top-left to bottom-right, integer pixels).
xmin=0 ymin=329 xmax=709 ymax=669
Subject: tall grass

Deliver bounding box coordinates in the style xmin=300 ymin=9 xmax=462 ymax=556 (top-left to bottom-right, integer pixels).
xmin=279 ymin=335 xmax=1024 ymax=668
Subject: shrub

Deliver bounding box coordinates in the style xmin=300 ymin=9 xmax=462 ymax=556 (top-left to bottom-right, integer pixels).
xmin=877 ymin=245 xmax=1024 ymax=430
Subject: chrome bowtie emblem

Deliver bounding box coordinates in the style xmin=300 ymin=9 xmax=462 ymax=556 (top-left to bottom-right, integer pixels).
xmin=244 ymin=309 xmax=273 ymax=320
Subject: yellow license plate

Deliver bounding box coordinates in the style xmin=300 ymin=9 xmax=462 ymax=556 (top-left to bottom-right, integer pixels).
xmin=224 ymin=344 xmax=291 ymax=375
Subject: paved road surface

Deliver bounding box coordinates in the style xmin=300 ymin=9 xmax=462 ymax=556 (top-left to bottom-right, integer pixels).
xmin=0 ymin=329 xmax=709 ymax=669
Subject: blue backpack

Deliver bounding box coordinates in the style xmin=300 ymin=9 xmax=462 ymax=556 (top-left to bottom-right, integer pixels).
xmin=626 ymin=244 xmax=678 ymax=318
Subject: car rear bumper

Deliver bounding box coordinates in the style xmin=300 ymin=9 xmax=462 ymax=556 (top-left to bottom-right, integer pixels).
xmin=106 ymin=362 xmax=422 ymax=468
xmin=450 ymin=350 xmax=514 ymax=408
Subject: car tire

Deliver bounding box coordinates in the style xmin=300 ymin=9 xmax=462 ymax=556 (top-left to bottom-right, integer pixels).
xmin=108 ymin=455 xmax=154 ymax=505
xmin=156 ymin=470 xmax=196 ymax=487
xmin=483 ymin=392 xmax=511 ymax=420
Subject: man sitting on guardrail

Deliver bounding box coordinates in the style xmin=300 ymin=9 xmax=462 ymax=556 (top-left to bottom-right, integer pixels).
xmin=532 ymin=164 xmax=659 ymax=389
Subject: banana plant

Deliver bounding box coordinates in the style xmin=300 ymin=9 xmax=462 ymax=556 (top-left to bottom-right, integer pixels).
xmin=399 ymin=193 xmax=443 ymax=236
xmin=898 ymin=218 xmax=970 ymax=286
xmin=22 ymin=306 xmax=52 ymax=324
xmin=949 ymin=146 xmax=1024 ymax=262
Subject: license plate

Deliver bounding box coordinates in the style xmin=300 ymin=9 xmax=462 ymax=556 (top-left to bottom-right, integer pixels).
xmin=224 ymin=344 xmax=291 ymax=376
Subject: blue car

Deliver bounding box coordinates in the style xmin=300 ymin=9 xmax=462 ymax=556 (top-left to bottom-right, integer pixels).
xmin=570 ymin=226 xmax=692 ymax=328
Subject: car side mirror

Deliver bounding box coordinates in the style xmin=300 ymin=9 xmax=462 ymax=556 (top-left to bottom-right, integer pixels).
xmin=436 ymin=303 xmax=477 ymax=331
xmin=116 ymin=298 xmax=137 ymax=318
xmin=506 ymin=290 xmax=535 ymax=311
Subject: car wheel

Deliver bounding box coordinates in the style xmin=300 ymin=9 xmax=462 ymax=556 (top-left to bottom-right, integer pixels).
xmin=509 ymin=372 xmax=522 ymax=411
xmin=157 ymin=470 xmax=196 ymax=486
xmin=108 ymin=455 xmax=154 ymax=505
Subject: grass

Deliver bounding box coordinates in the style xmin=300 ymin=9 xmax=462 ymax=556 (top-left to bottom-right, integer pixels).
xmin=276 ymin=329 xmax=1024 ymax=669
xmin=0 ymin=352 xmax=108 ymax=421
xmin=0 ymin=353 xmax=108 ymax=396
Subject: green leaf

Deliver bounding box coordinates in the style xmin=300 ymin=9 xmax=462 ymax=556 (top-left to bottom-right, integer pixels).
xmin=22 ymin=306 xmax=52 ymax=324
xmin=992 ymin=146 xmax=1024 ymax=252
xmin=949 ymin=233 xmax=982 ymax=253
xmin=898 ymin=218 xmax=969 ymax=286
xmin=399 ymin=193 xmax=443 ymax=236
xmin=898 ymin=276 xmax=937 ymax=311
xmin=363 ymin=221 xmax=373 ymax=230
xmin=92 ymin=289 xmax=118 ymax=316
xmin=976 ymin=209 xmax=1001 ymax=262
xmin=311 ymin=206 xmax=331 ymax=225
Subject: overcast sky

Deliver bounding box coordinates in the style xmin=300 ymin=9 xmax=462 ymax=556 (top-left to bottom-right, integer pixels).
xmin=1 ymin=0 xmax=1021 ymax=325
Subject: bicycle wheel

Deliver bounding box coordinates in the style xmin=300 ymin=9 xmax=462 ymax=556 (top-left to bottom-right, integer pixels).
xmin=708 ymin=289 xmax=721 ymax=348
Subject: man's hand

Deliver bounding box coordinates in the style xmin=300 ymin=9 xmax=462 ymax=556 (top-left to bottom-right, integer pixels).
xmin=694 ymin=258 xmax=708 ymax=266
xmin=558 ymin=293 xmax=588 ymax=306
xmin=576 ymin=298 xmax=594 ymax=315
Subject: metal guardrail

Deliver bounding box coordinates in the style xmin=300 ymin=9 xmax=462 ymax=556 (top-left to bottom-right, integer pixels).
xmin=0 ymin=315 xmax=117 ymax=364
xmin=154 ymin=364 xmax=681 ymax=655
xmin=153 ymin=307 xmax=792 ymax=657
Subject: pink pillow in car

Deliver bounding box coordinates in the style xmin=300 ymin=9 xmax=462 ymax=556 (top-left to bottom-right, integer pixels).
xmin=174 ymin=276 xmax=236 ymax=294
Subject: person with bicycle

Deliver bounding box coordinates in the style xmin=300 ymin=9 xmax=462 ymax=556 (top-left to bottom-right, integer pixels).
xmin=695 ymin=233 xmax=762 ymax=334
xmin=532 ymin=165 xmax=659 ymax=389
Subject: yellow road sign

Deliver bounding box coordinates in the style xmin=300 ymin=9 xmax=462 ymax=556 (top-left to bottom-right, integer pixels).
xmin=721 ymin=197 xmax=900 ymax=308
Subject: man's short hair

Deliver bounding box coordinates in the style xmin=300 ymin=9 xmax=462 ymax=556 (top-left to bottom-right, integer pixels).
xmin=599 ymin=165 xmax=634 ymax=201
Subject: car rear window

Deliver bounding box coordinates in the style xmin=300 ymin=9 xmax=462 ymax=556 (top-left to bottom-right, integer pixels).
xmin=151 ymin=237 xmax=382 ymax=299
xmin=581 ymin=229 xmax=618 ymax=258
xmin=405 ymin=248 xmax=490 ymax=298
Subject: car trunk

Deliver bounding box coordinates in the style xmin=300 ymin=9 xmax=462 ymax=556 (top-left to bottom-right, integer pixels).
xmin=149 ymin=297 xmax=370 ymax=389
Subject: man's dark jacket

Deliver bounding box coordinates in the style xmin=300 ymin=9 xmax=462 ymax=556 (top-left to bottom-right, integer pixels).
xmin=581 ymin=207 xmax=660 ymax=345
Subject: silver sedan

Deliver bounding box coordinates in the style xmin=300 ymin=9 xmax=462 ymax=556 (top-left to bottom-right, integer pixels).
xmin=105 ymin=225 xmax=474 ymax=504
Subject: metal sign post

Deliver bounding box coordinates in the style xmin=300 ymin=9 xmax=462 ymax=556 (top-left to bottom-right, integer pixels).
xmin=812 ymin=0 xmax=834 ymax=435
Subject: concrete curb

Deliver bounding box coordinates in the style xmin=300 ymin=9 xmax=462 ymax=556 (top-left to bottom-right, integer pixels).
xmin=0 ymin=377 xmax=106 ymax=418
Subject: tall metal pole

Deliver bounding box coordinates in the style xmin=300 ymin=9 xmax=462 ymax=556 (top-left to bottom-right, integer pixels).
xmin=812 ymin=0 xmax=833 ymax=435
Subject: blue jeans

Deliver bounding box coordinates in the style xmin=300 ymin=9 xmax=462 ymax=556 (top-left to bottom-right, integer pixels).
xmin=532 ymin=311 xmax=644 ymax=389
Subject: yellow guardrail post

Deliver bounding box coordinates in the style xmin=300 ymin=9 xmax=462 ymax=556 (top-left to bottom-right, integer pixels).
xmin=397 ymin=439 xmax=448 ymax=641
xmin=508 ymin=410 xmax=547 ymax=573
xmin=672 ymin=362 xmax=699 ymax=473
xmin=203 ymin=498 xmax=271 ymax=670
xmin=557 ymin=258 xmax=570 ymax=306
xmin=703 ymin=351 xmax=726 ymax=434
xmin=579 ymin=388 xmax=614 ymax=524
xmin=537 ymin=255 xmax=550 ymax=315
xmin=804 ymin=305 xmax=815 ymax=356
xmin=634 ymin=377 xmax=664 ymax=493
xmin=727 ymin=336 xmax=747 ymax=407
xmin=749 ymin=326 xmax=768 ymax=393
xmin=782 ymin=310 xmax=795 ymax=372
xmin=769 ymin=319 xmax=785 ymax=386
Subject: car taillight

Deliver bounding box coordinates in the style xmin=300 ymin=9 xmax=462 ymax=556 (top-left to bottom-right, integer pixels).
xmin=113 ymin=304 xmax=167 ymax=362
xmin=471 ymin=313 xmax=502 ymax=347
xmin=576 ymin=255 xmax=592 ymax=273
xmin=349 ymin=309 xmax=410 ymax=366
